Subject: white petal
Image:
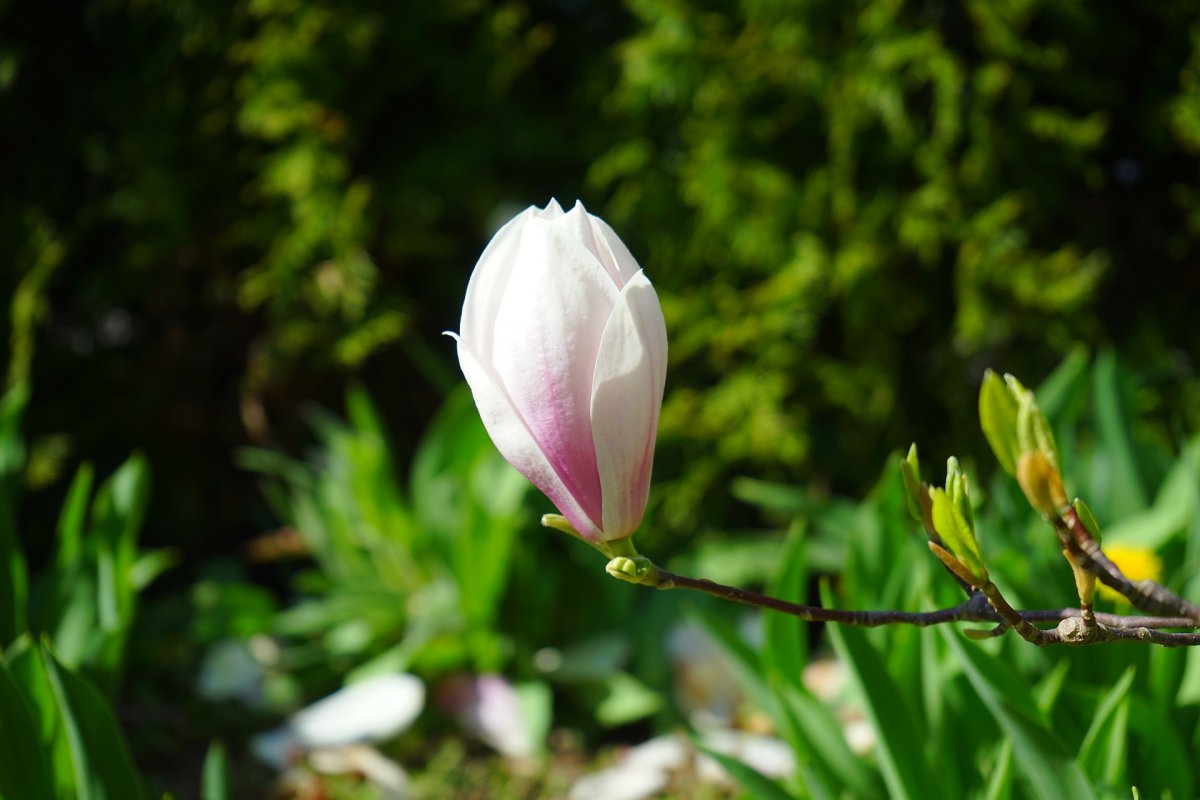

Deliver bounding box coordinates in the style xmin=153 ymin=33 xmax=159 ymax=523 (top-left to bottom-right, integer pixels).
xmin=460 ymin=206 xmax=538 ymax=358
xmin=589 ymin=271 xmax=667 ymax=539
xmin=454 ymin=336 xmax=603 ymax=540
xmin=698 ymin=730 xmax=796 ymax=780
xmin=569 ymin=765 xmax=669 ymax=800
xmin=291 ymin=674 xmax=425 ymax=749
xmin=623 ymin=734 xmax=690 ymax=772
xmin=583 ymin=203 xmax=644 ymax=288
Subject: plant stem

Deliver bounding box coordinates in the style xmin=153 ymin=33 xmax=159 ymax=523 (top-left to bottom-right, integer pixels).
xmin=1058 ymin=507 xmax=1200 ymax=623
xmin=629 ymin=561 xmax=1200 ymax=647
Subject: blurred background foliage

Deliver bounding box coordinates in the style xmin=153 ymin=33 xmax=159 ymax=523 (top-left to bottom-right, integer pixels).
xmin=2 ymin=0 xmax=1200 ymax=796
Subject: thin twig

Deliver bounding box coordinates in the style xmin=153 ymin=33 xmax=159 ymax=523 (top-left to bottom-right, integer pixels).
xmin=1058 ymin=508 xmax=1200 ymax=623
xmin=630 ymin=562 xmax=1200 ymax=646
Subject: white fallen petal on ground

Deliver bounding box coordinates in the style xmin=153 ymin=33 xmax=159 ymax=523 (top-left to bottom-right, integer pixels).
xmin=622 ymin=734 xmax=690 ymax=773
xmin=292 ymin=674 xmax=425 ymax=748
xmin=568 ymin=766 xmax=670 ymax=800
xmin=463 ymin=674 xmax=535 ymax=759
xmin=697 ymin=730 xmax=796 ymax=784
xmin=251 ymin=673 xmax=425 ymax=770
xmin=568 ymin=734 xmax=685 ymax=800
xmin=309 ymin=744 xmax=411 ymax=800
xmin=570 ymin=730 xmax=793 ymax=800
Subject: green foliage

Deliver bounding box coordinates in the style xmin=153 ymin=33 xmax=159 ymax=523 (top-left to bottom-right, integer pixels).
xmin=722 ymin=351 xmax=1200 ymax=798
xmin=591 ymin=0 xmax=1200 ymax=534
xmin=239 ymin=385 xmax=529 ymax=677
xmin=0 ymin=386 xmax=161 ymax=799
xmin=2 ymin=1 xmax=1200 ymax=795
xmin=980 ymin=370 xmax=1022 ymax=477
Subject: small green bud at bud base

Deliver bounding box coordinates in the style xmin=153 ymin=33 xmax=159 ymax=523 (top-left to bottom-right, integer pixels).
xmin=900 ymin=444 xmax=924 ymax=523
xmin=605 ymin=555 xmax=655 ymax=584
xmin=1072 ymin=498 xmax=1101 ymax=543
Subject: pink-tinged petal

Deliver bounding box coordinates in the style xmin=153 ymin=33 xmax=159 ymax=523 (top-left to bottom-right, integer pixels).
xmin=453 ymin=336 xmax=603 ymax=540
xmin=488 ymin=215 xmax=617 ymax=531
xmin=589 ymin=271 xmax=667 ymax=540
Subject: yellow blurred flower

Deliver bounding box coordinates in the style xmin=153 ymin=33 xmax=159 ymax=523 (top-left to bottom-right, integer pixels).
xmin=1097 ymin=545 xmax=1163 ymax=604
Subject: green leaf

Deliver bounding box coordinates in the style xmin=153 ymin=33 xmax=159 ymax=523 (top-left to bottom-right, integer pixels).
xmin=945 ymin=457 xmax=975 ymax=533
xmin=762 ymin=523 xmax=808 ymax=684
xmin=41 ymin=643 xmax=145 ymax=800
xmin=777 ymin=686 xmax=878 ymax=798
xmin=731 ymin=477 xmax=818 ymax=515
xmin=1092 ymin=350 xmax=1148 ymax=519
xmin=900 ymin=444 xmax=923 ymax=523
xmin=695 ymin=742 xmax=796 ymax=800
xmin=1071 ymin=498 xmax=1102 ymax=541
xmin=1077 ymin=666 xmax=1134 ymax=788
xmin=982 ymin=739 xmax=1014 ymax=800
xmin=820 ymin=582 xmax=933 ymax=800
xmin=942 ymin=631 xmax=1096 ymax=800
xmin=55 ymin=463 xmax=94 ymax=573
xmin=0 ymin=384 xmax=29 ymax=645
xmin=514 ymin=681 xmax=552 ymax=755
xmin=201 ymin=741 xmax=230 ymax=800
xmin=0 ymin=659 xmax=54 ymax=800
xmin=980 ymin=370 xmax=1020 ymax=475
xmin=1106 ymin=436 xmax=1199 ymax=547
xmin=1035 ymin=346 xmax=1090 ymax=422
xmin=929 ymin=487 xmax=987 ymax=579
xmin=1127 ymin=694 xmax=1192 ymax=800
xmin=594 ymin=672 xmax=662 ymax=727
xmin=4 ymin=637 xmax=75 ymax=797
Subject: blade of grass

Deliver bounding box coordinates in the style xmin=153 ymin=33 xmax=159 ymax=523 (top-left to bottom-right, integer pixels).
xmin=202 ymin=741 xmax=230 ymax=800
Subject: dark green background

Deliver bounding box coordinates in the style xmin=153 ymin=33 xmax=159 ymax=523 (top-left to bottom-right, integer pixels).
xmin=4 ymin=0 xmax=1199 ymax=561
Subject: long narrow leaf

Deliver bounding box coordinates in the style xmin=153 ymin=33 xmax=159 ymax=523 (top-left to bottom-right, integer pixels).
xmin=0 ymin=660 xmax=54 ymax=800
xmin=820 ymin=582 xmax=933 ymax=800
xmin=1077 ymin=666 xmax=1135 ymax=787
xmin=0 ymin=385 xmax=29 ymax=645
xmin=763 ymin=523 xmax=809 ymax=684
xmin=1092 ymin=350 xmax=1147 ymax=519
xmin=41 ymin=644 xmax=144 ymax=800
xmin=942 ymin=631 xmax=1095 ymax=800
xmin=202 ymin=741 xmax=230 ymax=800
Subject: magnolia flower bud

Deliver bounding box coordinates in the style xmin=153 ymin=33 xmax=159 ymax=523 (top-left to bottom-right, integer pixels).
xmin=449 ymin=200 xmax=668 ymax=542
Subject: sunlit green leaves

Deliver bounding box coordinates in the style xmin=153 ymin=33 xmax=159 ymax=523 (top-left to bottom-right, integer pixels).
xmin=1 ymin=639 xmax=143 ymax=800
xmin=980 ymin=370 xmax=1021 ymax=476
xmin=899 ymin=443 xmax=923 ymax=523
xmin=927 ymin=458 xmax=988 ymax=582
